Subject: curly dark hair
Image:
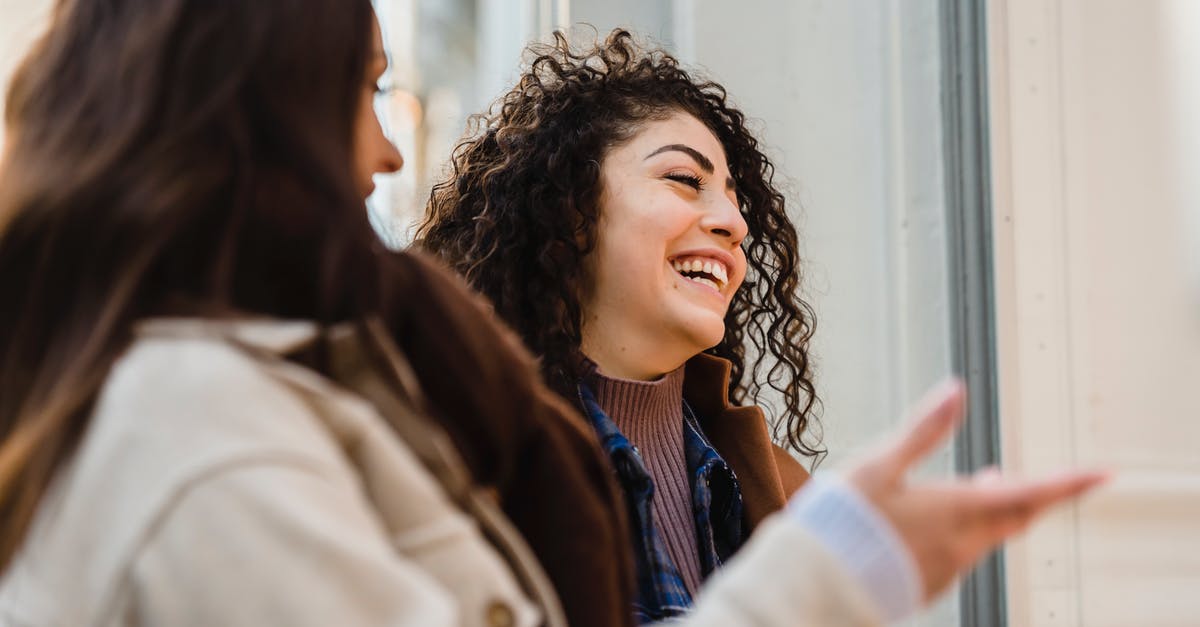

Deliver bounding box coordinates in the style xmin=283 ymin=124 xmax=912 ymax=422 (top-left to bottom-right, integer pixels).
xmin=417 ymin=29 xmax=824 ymax=460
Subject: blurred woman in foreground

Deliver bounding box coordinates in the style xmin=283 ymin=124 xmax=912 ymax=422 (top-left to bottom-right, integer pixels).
xmin=0 ymin=2 xmax=632 ymax=624
xmin=0 ymin=2 xmax=1103 ymax=626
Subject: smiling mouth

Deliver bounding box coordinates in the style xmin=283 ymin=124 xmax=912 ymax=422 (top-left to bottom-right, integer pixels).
xmin=671 ymin=257 xmax=729 ymax=292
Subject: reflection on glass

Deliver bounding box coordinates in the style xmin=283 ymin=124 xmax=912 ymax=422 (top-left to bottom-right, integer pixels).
xmin=372 ymin=0 xmax=477 ymax=248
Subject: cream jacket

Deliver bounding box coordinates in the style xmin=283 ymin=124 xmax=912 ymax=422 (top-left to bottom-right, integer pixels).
xmin=0 ymin=318 xmax=882 ymax=627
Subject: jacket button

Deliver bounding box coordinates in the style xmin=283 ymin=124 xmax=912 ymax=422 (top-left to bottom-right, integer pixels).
xmin=485 ymin=600 xmax=515 ymax=627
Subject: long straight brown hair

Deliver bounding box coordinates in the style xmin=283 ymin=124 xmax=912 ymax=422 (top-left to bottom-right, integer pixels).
xmin=0 ymin=0 xmax=381 ymax=569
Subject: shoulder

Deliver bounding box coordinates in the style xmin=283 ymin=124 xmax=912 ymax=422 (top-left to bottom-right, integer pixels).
xmin=1 ymin=328 xmax=369 ymax=626
xmin=123 ymin=458 xmax=464 ymax=627
xmin=108 ymin=327 xmax=314 ymax=415
xmin=99 ymin=328 xmax=349 ymax=464
xmin=91 ymin=324 xmax=366 ymax=513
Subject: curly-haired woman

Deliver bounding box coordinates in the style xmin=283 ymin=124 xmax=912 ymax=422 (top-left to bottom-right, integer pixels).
xmin=419 ymin=29 xmax=823 ymax=621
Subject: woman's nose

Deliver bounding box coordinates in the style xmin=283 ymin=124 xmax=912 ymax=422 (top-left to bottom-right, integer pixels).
xmin=703 ymin=196 xmax=748 ymax=243
xmin=377 ymin=138 xmax=403 ymax=175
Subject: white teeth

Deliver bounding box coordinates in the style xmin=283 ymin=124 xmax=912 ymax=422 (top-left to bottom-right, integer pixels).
xmin=671 ymin=256 xmax=730 ymax=291
xmin=713 ymin=263 xmax=728 ymax=284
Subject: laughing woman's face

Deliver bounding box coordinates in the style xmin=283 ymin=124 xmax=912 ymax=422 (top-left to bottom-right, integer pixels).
xmin=580 ymin=111 xmax=748 ymax=380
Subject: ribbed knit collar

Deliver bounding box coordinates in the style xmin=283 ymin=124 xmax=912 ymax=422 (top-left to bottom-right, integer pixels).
xmin=581 ymin=359 xmax=686 ymax=433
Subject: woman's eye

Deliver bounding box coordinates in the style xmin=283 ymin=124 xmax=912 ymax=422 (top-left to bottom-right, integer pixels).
xmin=665 ymin=173 xmax=704 ymax=190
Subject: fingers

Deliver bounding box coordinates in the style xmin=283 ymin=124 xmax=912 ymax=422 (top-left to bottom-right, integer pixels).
xmin=884 ymin=379 xmax=966 ymax=473
xmin=932 ymin=471 xmax=1109 ymax=567
xmin=968 ymin=470 xmax=1110 ymax=522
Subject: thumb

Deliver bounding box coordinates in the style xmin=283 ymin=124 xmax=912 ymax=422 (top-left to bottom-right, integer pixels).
xmin=883 ymin=379 xmax=966 ymax=474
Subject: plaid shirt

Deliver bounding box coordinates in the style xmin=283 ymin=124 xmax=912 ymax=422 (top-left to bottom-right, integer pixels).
xmin=577 ymin=382 xmax=745 ymax=624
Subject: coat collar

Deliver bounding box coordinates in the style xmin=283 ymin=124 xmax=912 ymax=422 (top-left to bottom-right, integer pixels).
xmin=681 ymin=353 xmax=811 ymax=529
xmin=681 ymin=353 xmax=738 ymax=419
xmin=134 ymin=317 xmax=321 ymax=356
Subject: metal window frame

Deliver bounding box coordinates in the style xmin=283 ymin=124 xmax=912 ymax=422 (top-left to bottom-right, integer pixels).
xmin=940 ymin=0 xmax=1006 ymax=625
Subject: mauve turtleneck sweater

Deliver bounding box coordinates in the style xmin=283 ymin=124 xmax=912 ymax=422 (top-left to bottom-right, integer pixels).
xmin=585 ymin=362 xmax=703 ymax=595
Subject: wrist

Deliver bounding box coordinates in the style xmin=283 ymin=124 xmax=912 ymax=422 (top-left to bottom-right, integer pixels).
xmin=786 ymin=474 xmax=923 ymax=622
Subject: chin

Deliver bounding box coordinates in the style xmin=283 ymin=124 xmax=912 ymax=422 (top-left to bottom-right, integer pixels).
xmin=669 ymin=303 xmax=729 ymax=354
xmin=686 ymin=320 xmax=728 ymax=353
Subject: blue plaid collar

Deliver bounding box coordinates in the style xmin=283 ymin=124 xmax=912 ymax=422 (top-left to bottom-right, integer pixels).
xmin=577 ymin=381 xmax=744 ymax=623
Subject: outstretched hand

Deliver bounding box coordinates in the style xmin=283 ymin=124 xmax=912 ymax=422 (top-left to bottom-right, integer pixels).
xmin=845 ymin=380 xmax=1108 ymax=602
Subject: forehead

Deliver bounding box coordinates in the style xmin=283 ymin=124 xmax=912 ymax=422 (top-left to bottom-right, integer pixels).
xmin=620 ymin=112 xmax=728 ymax=165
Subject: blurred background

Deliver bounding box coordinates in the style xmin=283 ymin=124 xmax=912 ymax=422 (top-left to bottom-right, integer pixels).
xmin=2 ymin=1 xmax=1198 ymax=625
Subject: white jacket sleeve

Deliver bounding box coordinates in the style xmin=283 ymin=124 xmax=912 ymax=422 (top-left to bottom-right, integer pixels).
xmin=680 ymin=515 xmax=885 ymax=627
xmin=786 ymin=476 xmax=922 ymax=621
xmin=679 ymin=476 xmax=922 ymax=627
xmin=127 ymin=457 xmax=461 ymax=627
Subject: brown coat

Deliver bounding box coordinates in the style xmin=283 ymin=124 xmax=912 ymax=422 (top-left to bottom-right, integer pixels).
xmin=684 ymin=354 xmax=811 ymax=530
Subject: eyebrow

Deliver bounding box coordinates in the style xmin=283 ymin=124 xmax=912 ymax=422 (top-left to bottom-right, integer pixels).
xmin=644 ymin=144 xmax=736 ymax=191
xmin=646 ymin=143 xmax=713 ymax=171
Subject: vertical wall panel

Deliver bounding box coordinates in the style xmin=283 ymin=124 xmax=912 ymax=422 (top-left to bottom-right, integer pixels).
xmin=990 ymin=1 xmax=1200 ymax=625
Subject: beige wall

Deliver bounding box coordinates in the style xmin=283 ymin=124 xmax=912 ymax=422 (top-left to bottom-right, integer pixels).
xmin=989 ymin=1 xmax=1200 ymax=625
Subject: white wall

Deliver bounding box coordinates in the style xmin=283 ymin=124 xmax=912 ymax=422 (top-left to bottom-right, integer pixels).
xmin=569 ymin=0 xmax=674 ymax=46
xmin=1171 ymin=1 xmax=1200 ymax=293
xmin=989 ymin=1 xmax=1200 ymax=625
xmin=0 ymin=0 xmax=52 ymax=152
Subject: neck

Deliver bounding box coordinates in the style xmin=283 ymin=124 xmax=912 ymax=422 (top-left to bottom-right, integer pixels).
xmin=583 ymin=360 xmax=687 ymax=421
xmin=581 ymin=319 xmax=690 ymax=382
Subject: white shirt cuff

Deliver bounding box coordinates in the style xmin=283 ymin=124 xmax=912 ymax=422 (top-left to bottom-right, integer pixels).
xmin=785 ymin=475 xmax=923 ymax=622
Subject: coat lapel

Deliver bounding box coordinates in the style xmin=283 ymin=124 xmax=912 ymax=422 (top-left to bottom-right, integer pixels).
xmin=682 ymin=354 xmax=810 ymax=529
